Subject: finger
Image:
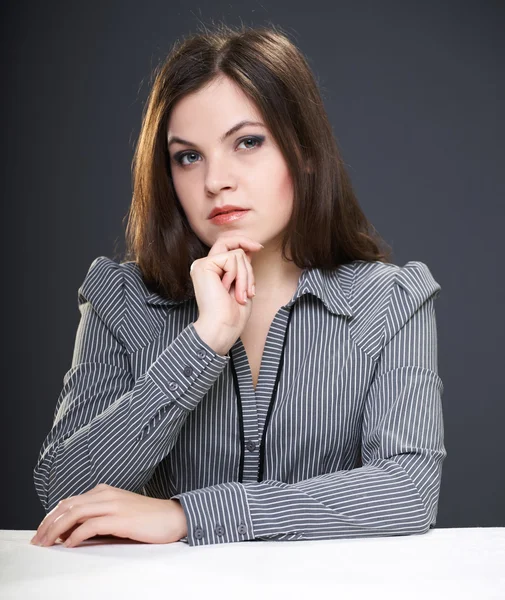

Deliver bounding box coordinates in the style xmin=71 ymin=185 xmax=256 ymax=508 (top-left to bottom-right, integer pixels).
xmin=39 ymin=500 xmax=114 ymax=547
xmin=240 ymin=253 xmax=251 ymax=301
xmin=32 ymin=497 xmax=85 ymax=544
xmin=58 ymin=523 xmax=80 ymax=542
xmin=220 ymin=251 xmax=238 ymax=292
xmin=31 ymin=486 xmax=108 ymax=544
xmin=208 ymin=235 xmax=263 ymax=257
xmin=64 ymin=515 xmax=123 ymax=548
xmin=229 ymin=251 xmax=246 ymax=305
xmin=197 ymin=250 xmax=234 ymax=289
xmin=234 ymin=252 xmax=247 ymax=304
xmin=243 ymin=252 xmax=255 ymax=296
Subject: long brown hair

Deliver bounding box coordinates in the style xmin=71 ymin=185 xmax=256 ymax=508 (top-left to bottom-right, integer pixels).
xmin=121 ymin=22 xmax=392 ymax=301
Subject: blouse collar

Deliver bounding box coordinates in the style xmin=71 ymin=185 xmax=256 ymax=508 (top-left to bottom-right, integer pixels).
xmin=144 ymin=265 xmax=353 ymax=319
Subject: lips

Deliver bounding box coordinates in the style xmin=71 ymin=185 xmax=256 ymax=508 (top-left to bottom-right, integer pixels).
xmin=219 ymin=209 xmax=242 ymax=215
xmin=209 ymin=209 xmax=250 ymax=225
xmin=208 ymin=205 xmax=248 ymax=219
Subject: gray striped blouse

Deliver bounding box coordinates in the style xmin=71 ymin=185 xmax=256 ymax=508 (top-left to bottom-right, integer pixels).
xmin=33 ymin=256 xmax=446 ymax=547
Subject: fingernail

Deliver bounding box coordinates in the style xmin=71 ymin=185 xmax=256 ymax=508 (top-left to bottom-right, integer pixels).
xmin=252 ymin=284 xmax=256 ymax=296
xmin=243 ymin=291 xmax=248 ymax=303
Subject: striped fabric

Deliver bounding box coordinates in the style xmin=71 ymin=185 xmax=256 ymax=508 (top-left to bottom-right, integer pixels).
xmin=33 ymin=256 xmax=446 ymax=547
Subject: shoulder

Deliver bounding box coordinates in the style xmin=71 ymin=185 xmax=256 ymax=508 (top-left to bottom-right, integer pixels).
xmin=350 ymin=259 xmax=441 ymax=303
xmin=77 ymin=256 xmax=162 ymax=350
xmin=78 ymin=256 xmax=125 ymax=318
xmin=342 ymin=260 xmax=441 ymax=357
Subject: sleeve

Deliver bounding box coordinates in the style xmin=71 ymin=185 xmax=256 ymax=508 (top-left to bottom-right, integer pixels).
xmin=33 ymin=256 xmax=230 ymax=514
xmin=170 ymin=261 xmax=447 ymax=547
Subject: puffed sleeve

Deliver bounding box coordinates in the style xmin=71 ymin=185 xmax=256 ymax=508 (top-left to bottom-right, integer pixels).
xmin=169 ymin=261 xmax=446 ymax=546
xmin=33 ymin=256 xmax=229 ymax=514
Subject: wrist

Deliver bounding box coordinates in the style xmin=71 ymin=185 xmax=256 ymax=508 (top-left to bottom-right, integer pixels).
xmin=171 ymin=499 xmax=188 ymax=539
xmin=193 ymin=319 xmax=233 ymax=356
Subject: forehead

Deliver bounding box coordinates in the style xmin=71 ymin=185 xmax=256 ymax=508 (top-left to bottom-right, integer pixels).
xmin=168 ymin=76 xmax=262 ymax=134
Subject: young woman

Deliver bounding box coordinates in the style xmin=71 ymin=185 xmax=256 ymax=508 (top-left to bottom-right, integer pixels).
xmin=32 ymin=23 xmax=445 ymax=549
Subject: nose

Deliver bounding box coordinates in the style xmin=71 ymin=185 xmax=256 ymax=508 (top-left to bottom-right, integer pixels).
xmin=204 ymin=156 xmax=237 ymax=195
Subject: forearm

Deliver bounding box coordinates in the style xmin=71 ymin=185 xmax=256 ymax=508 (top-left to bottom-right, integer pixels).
xmin=172 ymin=451 xmax=444 ymax=547
xmin=34 ymin=323 xmax=230 ymax=513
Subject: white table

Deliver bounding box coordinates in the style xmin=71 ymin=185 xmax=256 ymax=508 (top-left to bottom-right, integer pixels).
xmin=1 ymin=528 xmax=504 ymax=599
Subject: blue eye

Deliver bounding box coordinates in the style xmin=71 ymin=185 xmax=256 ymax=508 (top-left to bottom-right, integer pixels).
xmin=177 ymin=152 xmax=199 ymax=166
xmin=238 ymin=136 xmax=263 ymax=150
xmin=173 ymin=135 xmax=265 ymax=167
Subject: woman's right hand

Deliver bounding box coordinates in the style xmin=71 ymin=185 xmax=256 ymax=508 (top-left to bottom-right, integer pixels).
xmin=191 ymin=233 xmax=264 ymax=355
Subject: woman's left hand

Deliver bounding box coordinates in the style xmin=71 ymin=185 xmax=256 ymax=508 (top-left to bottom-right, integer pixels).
xmin=30 ymin=483 xmax=188 ymax=548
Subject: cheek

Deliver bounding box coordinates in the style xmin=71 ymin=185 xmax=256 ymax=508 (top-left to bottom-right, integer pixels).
xmin=172 ymin=174 xmax=196 ymax=217
xmin=171 ymin=171 xmax=186 ymax=201
xmin=279 ymin=167 xmax=294 ymax=198
xmin=271 ymin=163 xmax=294 ymax=213
xmin=171 ymin=174 xmax=214 ymax=245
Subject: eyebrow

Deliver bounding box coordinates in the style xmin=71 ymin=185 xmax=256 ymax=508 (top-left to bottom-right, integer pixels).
xmin=167 ymin=120 xmax=266 ymax=149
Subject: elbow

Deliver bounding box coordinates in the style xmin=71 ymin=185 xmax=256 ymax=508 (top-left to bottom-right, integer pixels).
xmin=33 ymin=462 xmax=50 ymax=514
xmin=397 ymin=449 xmax=445 ymax=535
xmin=409 ymin=487 xmax=442 ymax=536
xmin=33 ymin=450 xmax=65 ymax=514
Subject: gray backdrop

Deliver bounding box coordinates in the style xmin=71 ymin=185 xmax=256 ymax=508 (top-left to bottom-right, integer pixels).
xmin=2 ymin=0 xmax=503 ymax=530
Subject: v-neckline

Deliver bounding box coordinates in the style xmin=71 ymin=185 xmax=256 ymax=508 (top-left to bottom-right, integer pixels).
xmin=231 ymin=304 xmax=289 ymax=399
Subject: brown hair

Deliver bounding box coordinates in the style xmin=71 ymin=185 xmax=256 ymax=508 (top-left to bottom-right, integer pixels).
xmin=121 ymin=22 xmax=393 ymax=301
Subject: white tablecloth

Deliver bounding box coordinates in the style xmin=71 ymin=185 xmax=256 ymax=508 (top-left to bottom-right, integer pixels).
xmin=1 ymin=527 xmax=504 ymax=599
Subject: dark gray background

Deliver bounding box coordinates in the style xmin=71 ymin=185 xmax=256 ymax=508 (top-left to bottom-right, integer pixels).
xmin=2 ymin=0 xmax=503 ymax=530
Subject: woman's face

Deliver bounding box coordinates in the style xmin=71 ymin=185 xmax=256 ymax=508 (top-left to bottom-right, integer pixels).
xmin=167 ymin=75 xmax=294 ymax=250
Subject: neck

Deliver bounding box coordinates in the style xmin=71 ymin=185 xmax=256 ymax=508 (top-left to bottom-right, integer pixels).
xmin=249 ymin=240 xmax=304 ymax=302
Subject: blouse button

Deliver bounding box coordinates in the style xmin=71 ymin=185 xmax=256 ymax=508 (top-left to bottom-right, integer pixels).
xmin=168 ymin=381 xmax=179 ymax=391
xmin=237 ymin=522 xmax=247 ymax=535
xmin=246 ymin=440 xmax=257 ymax=452
xmin=194 ymin=527 xmax=204 ymax=540
xmin=183 ymin=365 xmax=193 ymax=377
xmin=214 ymin=524 xmax=225 ymax=536
xmin=197 ymin=350 xmax=206 ymax=359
